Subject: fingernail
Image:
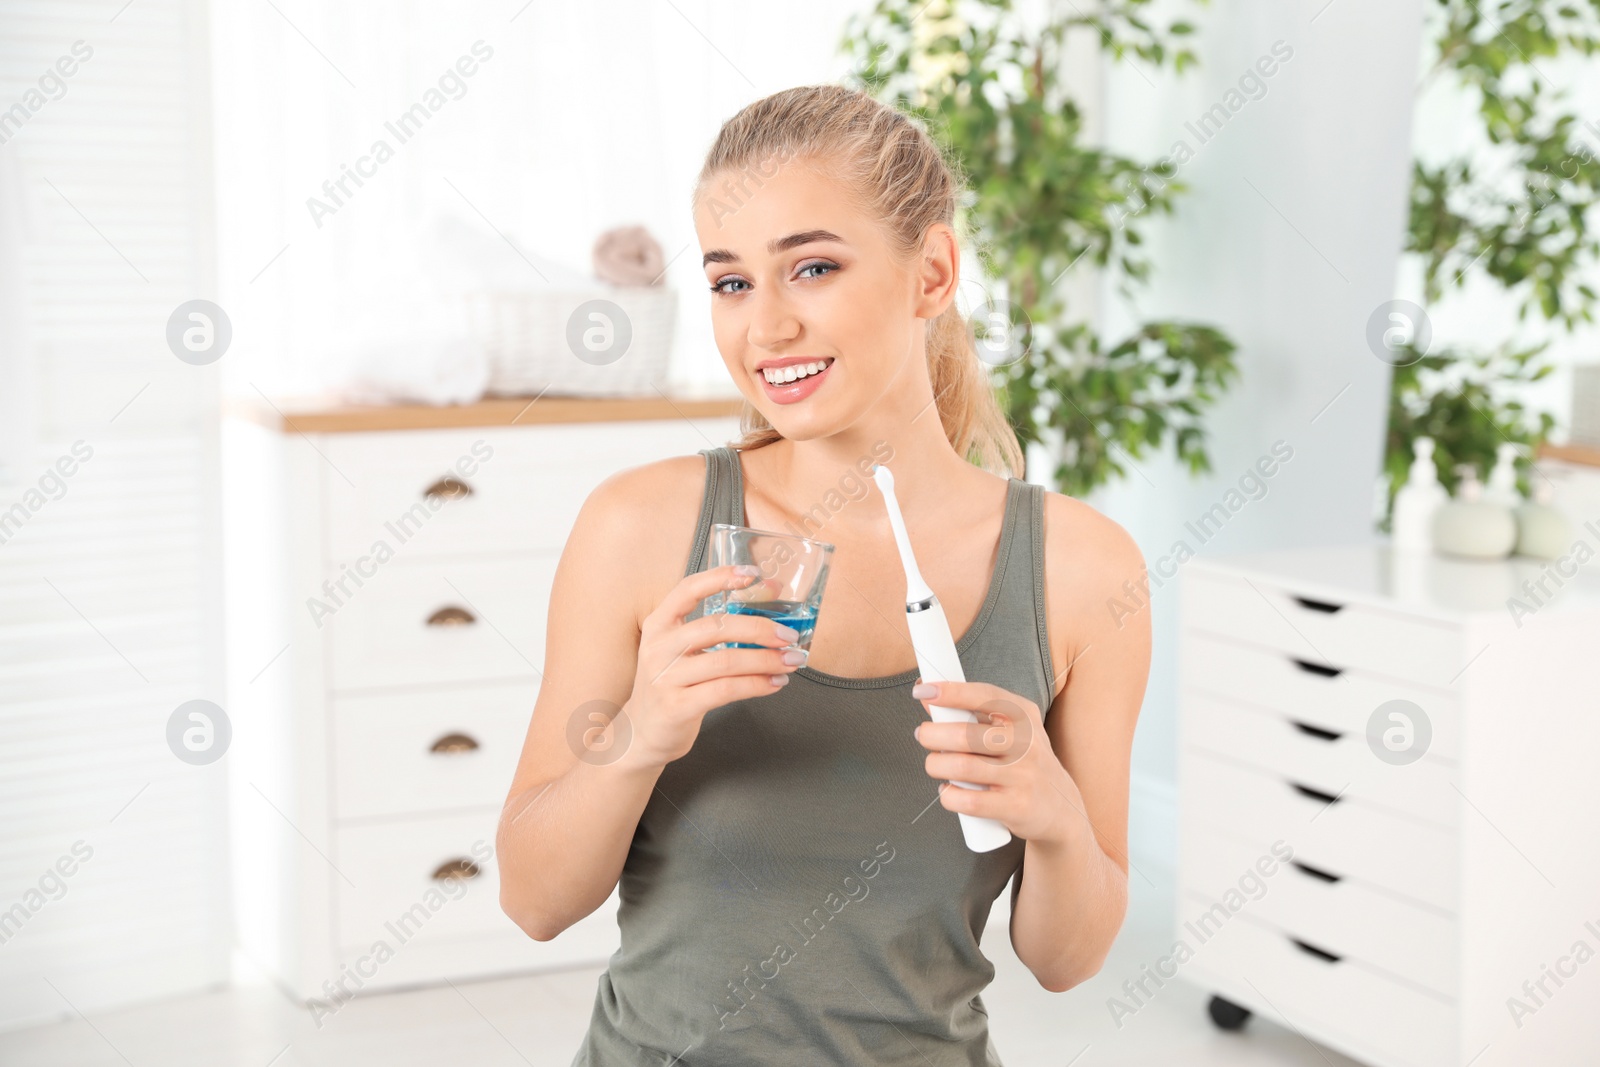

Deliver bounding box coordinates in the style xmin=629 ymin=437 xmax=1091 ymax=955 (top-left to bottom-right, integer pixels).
xmin=911 ymin=683 xmax=939 ymax=700
xmin=770 ymin=674 xmax=789 ymax=687
xmin=782 ymin=649 xmax=807 ymax=666
xmin=774 ymin=624 xmax=800 ymax=642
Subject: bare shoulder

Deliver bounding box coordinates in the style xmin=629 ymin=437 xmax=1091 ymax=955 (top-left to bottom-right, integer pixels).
xmin=572 ymin=452 xmax=710 ymax=624
xmin=1038 ymin=488 xmax=1149 ymax=702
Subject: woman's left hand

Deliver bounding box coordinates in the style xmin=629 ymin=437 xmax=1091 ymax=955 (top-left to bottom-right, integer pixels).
xmin=910 ymin=679 xmax=1087 ymax=847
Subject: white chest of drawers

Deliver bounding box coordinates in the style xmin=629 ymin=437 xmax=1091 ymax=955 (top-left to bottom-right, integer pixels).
xmin=221 ymin=396 xmax=740 ymax=1004
xmin=1176 ymin=541 xmax=1600 ymax=1067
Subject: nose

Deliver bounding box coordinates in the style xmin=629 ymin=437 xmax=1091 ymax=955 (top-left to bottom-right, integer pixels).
xmin=746 ymin=284 xmax=800 ymax=349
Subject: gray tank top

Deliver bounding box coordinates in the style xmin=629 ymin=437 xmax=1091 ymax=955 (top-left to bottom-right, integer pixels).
xmin=571 ymin=445 xmax=1056 ymax=1066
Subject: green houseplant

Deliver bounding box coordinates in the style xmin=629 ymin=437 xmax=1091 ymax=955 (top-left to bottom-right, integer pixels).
xmin=1384 ymin=0 xmax=1600 ymax=524
xmin=841 ymin=0 xmax=1238 ymax=498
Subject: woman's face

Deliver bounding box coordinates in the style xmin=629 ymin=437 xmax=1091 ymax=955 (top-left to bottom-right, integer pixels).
xmin=694 ymin=157 xmax=953 ymax=442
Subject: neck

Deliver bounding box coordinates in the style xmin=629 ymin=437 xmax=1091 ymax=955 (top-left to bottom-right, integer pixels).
xmin=758 ymin=348 xmax=979 ymax=542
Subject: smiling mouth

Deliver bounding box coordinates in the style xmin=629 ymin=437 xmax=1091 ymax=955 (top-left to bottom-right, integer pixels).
xmin=760 ymin=357 xmax=834 ymax=385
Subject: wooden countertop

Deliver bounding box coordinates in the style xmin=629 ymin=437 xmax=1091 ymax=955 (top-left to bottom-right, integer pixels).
xmin=1538 ymin=441 xmax=1600 ymax=468
xmin=225 ymin=390 xmax=745 ymax=433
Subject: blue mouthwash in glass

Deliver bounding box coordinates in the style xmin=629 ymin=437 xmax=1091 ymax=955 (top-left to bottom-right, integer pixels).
xmin=716 ymin=598 xmax=817 ymax=651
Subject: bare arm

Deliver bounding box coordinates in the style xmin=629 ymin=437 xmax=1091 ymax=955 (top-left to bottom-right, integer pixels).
xmin=495 ymin=466 xmax=661 ymax=940
xmin=1006 ymin=496 xmax=1150 ymax=990
xmin=496 ymin=462 xmax=802 ymax=940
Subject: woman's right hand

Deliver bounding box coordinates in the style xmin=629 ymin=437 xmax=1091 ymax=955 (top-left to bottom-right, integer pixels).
xmin=616 ymin=564 xmax=806 ymax=771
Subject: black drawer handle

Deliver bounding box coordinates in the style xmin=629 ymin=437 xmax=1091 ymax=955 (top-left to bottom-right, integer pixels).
xmin=1290 ymin=937 xmax=1342 ymax=963
xmin=1291 ymin=720 xmax=1342 ymax=742
xmin=1290 ymin=657 xmax=1343 ymax=679
xmin=1290 ymin=782 xmax=1342 ymax=805
xmin=1292 ymin=596 xmax=1344 ymax=614
xmin=1290 ymin=860 xmax=1343 ymax=884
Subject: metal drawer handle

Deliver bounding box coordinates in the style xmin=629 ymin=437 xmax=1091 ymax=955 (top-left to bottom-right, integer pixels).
xmin=1290 ymin=860 xmax=1343 ymax=884
xmin=1290 ymin=657 xmax=1343 ymax=679
xmin=1290 ymin=937 xmax=1342 ymax=963
xmin=1290 ymin=782 xmax=1342 ymax=805
xmin=424 ymin=476 xmax=474 ymax=501
xmin=1291 ymin=720 xmax=1342 ymax=742
xmin=431 ymin=858 xmax=481 ymax=882
xmin=429 ymin=732 xmax=480 ymax=755
xmin=1292 ymin=595 xmax=1344 ymax=614
xmin=426 ymin=606 xmax=476 ymax=627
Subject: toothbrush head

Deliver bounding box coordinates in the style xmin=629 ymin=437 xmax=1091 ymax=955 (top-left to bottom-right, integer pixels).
xmin=870 ymin=462 xmax=934 ymax=603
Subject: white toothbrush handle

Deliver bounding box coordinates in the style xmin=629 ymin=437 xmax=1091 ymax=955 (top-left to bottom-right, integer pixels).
xmin=906 ymin=602 xmax=1013 ymax=854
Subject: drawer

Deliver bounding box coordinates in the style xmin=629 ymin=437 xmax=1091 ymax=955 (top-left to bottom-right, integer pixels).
xmin=1182 ymin=691 xmax=1458 ymax=827
xmin=1180 ymin=825 xmax=1456 ymax=997
xmin=1190 ymin=902 xmax=1455 ymax=1067
xmin=323 ymin=421 xmax=734 ymax=563
xmin=1182 ymin=571 xmax=1466 ymax=691
xmin=334 ymin=809 xmax=512 ymax=952
xmin=325 ymin=555 xmax=555 ymax=691
xmin=1181 ymin=630 xmax=1460 ymax=762
xmin=332 ymin=681 xmax=536 ymax=820
xmin=1179 ymin=747 xmax=1458 ymax=912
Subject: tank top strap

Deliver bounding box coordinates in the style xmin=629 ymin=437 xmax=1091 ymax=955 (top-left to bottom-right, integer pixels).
xmin=992 ymin=476 xmax=1058 ymax=715
xmin=683 ymin=445 xmax=742 ymax=579
xmin=1025 ymin=478 xmax=1057 ymax=700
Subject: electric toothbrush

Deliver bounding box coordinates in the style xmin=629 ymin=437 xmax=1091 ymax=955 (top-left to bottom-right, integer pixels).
xmin=872 ymin=463 xmax=1013 ymax=854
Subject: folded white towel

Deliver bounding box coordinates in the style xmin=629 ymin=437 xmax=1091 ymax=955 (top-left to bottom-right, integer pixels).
xmin=324 ymin=269 xmax=490 ymax=407
xmin=336 ymin=326 xmax=490 ymax=407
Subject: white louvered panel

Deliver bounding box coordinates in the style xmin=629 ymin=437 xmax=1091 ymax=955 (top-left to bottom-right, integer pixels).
xmin=0 ymin=0 xmax=227 ymax=1033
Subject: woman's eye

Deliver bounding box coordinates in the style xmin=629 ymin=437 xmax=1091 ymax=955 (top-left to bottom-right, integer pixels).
xmin=710 ymin=277 xmax=750 ymax=295
xmin=796 ymin=260 xmax=838 ymax=280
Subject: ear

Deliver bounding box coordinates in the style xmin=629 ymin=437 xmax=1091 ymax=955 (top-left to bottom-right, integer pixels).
xmin=913 ymin=222 xmax=960 ymax=322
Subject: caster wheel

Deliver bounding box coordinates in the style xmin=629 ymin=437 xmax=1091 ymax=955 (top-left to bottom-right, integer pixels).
xmin=1207 ymin=995 xmax=1251 ymax=1031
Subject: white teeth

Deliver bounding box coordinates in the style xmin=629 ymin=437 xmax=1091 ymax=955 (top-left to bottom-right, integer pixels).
xmin=763 ymin=359 xmax=831 ymax=385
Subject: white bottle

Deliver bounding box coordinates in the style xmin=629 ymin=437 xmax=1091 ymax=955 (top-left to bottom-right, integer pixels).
xmin=1392 ymin=436 xmax=1448 ymax=553
xmin=1485 ymin=441 xmax=1523 ymax=509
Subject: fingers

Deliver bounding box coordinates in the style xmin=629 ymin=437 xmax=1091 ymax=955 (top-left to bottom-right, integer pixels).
xmin=913 ymin=696 xmax=1039 ymax=769
xmin=911 ymin=679 xmax=1042 ymax=724
xmin=678 ymin=611 xmax=800 ymax=655
xmin=922 ymin=750 xmax=1009 ymax=786
xmin=647 ymin=564 xmax=759 ymax=631
xmin=669 ymin=644 xmax=804 ymax=687
xmin=642 ymin=576 xmax=795 ymax=686
xmin=685 ymin=671 xmax=795 ymax=708
xmin=935 ymin=779 xmax=1009 ymax=820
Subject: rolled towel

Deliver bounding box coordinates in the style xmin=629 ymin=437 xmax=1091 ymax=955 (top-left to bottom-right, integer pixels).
xmin=593 ymin=224 xmax=666 ymax=287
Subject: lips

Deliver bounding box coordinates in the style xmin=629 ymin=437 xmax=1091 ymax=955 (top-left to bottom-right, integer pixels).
xmin=758 ymin=357 xmax=834 ymax=405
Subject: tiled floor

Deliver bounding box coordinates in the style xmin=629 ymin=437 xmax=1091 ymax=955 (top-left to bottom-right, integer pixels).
xmin=0 ymin=867 xmax=1359 ymax=1066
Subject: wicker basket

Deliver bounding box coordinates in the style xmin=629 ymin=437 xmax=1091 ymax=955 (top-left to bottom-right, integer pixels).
xmin=463 ymin=285 xmax=676 ymax=397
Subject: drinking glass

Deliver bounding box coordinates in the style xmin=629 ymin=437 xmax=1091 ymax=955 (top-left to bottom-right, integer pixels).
xmin=702 ymin=524 xmax=834 ymax=652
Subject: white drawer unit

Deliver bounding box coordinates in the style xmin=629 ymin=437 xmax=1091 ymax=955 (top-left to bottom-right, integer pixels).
xmin=1177 ymin=544 xmax=1600 ymax=1067
xmin=222 ymin=396 xmax=742 ymax=1003
xmin=332 ymin=682 xmax=537 ymax=820
xmin=325 ymin=555 xmax=557 ymax=691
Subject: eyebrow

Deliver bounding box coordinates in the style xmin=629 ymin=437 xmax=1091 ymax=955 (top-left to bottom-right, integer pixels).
xmin=702 ymin=229 xmax=845 ymax=267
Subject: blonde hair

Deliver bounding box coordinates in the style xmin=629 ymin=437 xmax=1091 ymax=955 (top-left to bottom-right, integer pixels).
xmin=693 ymin=84 xmax=1025 ymax=479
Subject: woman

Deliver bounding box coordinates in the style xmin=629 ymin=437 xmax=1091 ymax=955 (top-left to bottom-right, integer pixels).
xmin=497 ymin=84 xmax=1152 ymax=1066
